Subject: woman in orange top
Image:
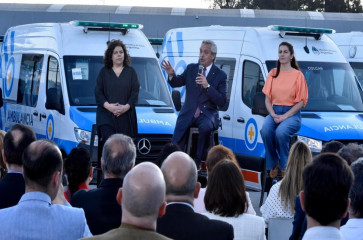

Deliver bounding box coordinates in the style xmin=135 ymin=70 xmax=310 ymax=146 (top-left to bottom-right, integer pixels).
xmin=260 ymin=41 xmax=308 ymax=178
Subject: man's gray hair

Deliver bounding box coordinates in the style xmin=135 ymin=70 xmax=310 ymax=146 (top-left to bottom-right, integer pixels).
xmin=202 ymin=40 xmax=217 ymax=55
xmin=101 ymin=134 xmax=136 ymax=178
xmin=161 ymin=153 xmax=197 ymax=197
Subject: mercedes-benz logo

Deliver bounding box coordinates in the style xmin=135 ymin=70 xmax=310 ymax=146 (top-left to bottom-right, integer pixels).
xmin=137 ymin=138 xmax=151 ymax=155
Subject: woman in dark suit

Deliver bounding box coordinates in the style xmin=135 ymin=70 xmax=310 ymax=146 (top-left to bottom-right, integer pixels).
xmin=95 ymin=40 xmax=140 ymax=142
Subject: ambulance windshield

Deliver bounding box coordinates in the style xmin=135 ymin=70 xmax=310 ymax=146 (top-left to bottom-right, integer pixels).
xmin=64 ymin=56 xmax=173 ymax=107
xmin=266 ymin=61 xmax=363 ymax=112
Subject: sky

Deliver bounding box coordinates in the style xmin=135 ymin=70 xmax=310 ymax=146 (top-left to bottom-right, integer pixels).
xmin=0 ymin=0 xmax=213 ymax=8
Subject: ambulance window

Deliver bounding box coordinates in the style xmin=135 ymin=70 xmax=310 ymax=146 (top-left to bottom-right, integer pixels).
xmin=214 ymin=58 xmax=236 ymax=111
xmin=17 ymin=54 xmax=43 ymax=107
xmin=242 ymin=61 xmax=264 ymax=108
xmin=47 ymin=56 xmax=64 ymax=113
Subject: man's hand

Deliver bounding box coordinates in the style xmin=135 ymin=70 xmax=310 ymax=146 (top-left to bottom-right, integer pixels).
xmin=161 ymin=60 xmax=175 ymax=78
xmin=196 ymin=73 xmax=209 ymax=88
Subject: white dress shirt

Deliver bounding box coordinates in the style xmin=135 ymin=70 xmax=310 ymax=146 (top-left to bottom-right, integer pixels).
xmin=341 ymin=218 xmax=363 ymax=240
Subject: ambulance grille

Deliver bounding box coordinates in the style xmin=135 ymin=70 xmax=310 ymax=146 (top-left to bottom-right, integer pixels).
xmin=134 ymin=134 xmax=173 ymax=164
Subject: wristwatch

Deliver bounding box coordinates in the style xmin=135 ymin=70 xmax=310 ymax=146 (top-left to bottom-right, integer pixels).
xmin=206 ymin=84 xmax=210 ymax=90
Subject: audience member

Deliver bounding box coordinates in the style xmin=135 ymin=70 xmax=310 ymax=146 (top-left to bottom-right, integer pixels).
xmin=341 ymin=158 xmax=363 ymax=240
xmin=337 ymin=143 xmax=363 ymax=166
xmin=321 ymin=140 xmax=344 ymax=153
xmin=82 ymin=162 xmax=171 ymax=240
xmin=64 ymin=147 xmax=93 ymax=202
xmin=194 ymin=145 xmax=256 ymax=215
xmin=71 ymin=133 xmax=136 ymax=235
xmin=0 ymin=124 xmax=36 ymax=209
xmin=290 ymin=142 xmax=356 ymax=240
xmin=203 ymin=160 xmax=265 ymax=240
xmin=157 ymin=151 xmax=234 ymax=240
xmin=0 ymin=140 xmax=92 ymax=239
xmin=300 ymin=153 xmax=353 ymax=240
xmin=261 ymin=141 xmax=312 ymax=222
xmin=0 ymin=130 xmax=6 ymax=179
xmin=156 ymin=142 xmax=181 ymax=167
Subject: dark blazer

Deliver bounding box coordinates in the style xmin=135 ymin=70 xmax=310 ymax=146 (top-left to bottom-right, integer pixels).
xmin=157 ymin=203 xmax=234 ymax=240
xmin=0 ymin=173 xmax=25 ymax=209
xmin=71 ymin=178 xmax=123 ymax=235
xmin=169 ymin=63 xmax=227 ymax=143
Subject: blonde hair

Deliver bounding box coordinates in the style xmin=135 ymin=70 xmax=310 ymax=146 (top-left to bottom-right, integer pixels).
xmin=279 ymin=141 xmax=312 ymax=213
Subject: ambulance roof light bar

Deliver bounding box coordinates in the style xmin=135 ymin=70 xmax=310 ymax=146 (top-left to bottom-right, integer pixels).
xmin=148 ymin=38 xmax=163 ymax=45
xmin=268 ymin=25 xmax=336 ymax=40
xmin=70 ymin=21 xmax=143 ymax=35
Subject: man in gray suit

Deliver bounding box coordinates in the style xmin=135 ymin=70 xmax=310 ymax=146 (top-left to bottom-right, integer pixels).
xmin=82 ymin=162 xmax=171 ymax=240
xmin=0 ymin=140 xmax=92 ymax=239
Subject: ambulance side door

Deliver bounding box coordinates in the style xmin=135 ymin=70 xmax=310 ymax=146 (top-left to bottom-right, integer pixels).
xmin=43 ymin=53 xmax=65 ymax=143
xmin=233 ymin=57 xmax=266 ymax=189
xmin=12 ymin=53 xmax=44 ymax=136
xmin=215 ymin=57 xmax=237 ymax=150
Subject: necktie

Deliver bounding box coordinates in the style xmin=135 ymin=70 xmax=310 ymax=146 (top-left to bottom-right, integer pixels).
xmin=194 ymin=67 xmax=206 ymax=118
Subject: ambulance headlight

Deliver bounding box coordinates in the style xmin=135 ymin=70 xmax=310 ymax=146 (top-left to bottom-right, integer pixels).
xmin=297 ymin=136 xmax=322 ymax=153
xmin=74 ymin=128 xmax=98 ymax=146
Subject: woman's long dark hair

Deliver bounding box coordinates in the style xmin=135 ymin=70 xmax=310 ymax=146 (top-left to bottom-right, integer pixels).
xmin=273 ymin=41 xmax=300 ymax=78
xmin=204 ymin=160 xmax=248 ymax=217
xmin=64 ymin=147 xmax=91 ymax=195
xmin=104 ymin=39 xmax=131 ymax=68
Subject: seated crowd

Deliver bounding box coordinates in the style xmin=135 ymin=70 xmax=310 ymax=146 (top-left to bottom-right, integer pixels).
xmin=0 ymin=123 xmax=362 ymax=240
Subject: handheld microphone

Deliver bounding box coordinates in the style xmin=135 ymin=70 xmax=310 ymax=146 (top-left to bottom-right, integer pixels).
xmin=197 ymin=65 xmax=203 ymax=87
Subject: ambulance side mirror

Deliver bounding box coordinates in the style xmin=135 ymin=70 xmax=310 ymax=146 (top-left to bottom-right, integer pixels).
xmin=252 ymin=92 xmax=268 ymax=117
xmin=0 ymin=89 xmax=3 ymax=108
xmin=172 ymin=90 xmax=181 ymax=112
xmin=46 ymin=88 xmax=65 ymax=115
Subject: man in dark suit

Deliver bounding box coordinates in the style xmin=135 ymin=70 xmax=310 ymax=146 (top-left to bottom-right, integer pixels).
xmin=71 ymin=133 xmax=136 ymax=235
xmin=162 ymin=40 xmax=227 ymax=167
xmin=81 ymin=162 xmax=171 ymax=240
xmin=156 ymin=151 xmax=234 ymax=240
xmin=0 ymin=124 xmax=36 ymax=209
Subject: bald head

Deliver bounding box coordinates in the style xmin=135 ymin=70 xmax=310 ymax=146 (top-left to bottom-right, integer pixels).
xmin=161 ymin=151 xmax=197 ymax=198
xmin=22 ymin=140 xmax=63 ymax=193
xmin=122 ymin=162 xmax=165 ymax=218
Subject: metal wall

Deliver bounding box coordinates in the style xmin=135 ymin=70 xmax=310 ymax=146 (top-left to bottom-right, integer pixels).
xmin=0 ymin=4 xmax=362 ymax=37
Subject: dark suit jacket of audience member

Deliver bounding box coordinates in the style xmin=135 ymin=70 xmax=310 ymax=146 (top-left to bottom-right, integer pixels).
xmin=157 ymin=203 xmax=234 ymax=240
xmin=289 ymin=195 xmax=349 ymax=240
xmin=0 ymin=173 xmax=25 ymax=209
xmin=71 ymin=178 xmax=123 ymax=235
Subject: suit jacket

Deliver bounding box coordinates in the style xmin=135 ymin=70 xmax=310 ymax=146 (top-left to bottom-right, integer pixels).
xmin=0 ymin=172 xmax=25 ymax=209
xmin=157 ymin=203 xmax=234 ymax=240
xmin=169 ymin=63 xmax=227 ymax=143
xmin=71 ymin=178 xmax=123 ymax=235
xmin=0 ymin=191 xmax=92 ymax=240
xmin=81 ymin=223 xmax=172 ymax=240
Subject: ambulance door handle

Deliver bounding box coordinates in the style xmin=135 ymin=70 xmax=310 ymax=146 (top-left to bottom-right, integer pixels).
xmin=33 ymin=111 xmax=38 ymax=117
xmin=223 ymin=115 xmax=230 ymax=120
xmin=41 ymin=113 xmax=47 ymax=119
xmin=237 ymin=118 xmax=245 ymax=123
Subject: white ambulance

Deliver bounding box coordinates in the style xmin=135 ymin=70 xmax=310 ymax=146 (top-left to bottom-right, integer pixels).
xmin=161 ymin=25 xmax=363 ymax=190
xmin=0 ymin=21 xmax=177 ymax=163
xmin=329 ymin=31 xmax=363 ymax=84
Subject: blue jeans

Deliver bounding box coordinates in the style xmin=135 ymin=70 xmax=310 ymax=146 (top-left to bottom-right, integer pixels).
xmin=260 ymin=105 xmax=301 ymax=170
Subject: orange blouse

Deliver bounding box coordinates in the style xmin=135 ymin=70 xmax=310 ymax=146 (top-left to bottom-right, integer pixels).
xmin=262 ymin=68 xmax=308 ymax=107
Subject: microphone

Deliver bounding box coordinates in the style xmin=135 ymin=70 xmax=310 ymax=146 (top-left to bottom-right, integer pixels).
xmin=197 ymin=65 xmax=203 ymax=87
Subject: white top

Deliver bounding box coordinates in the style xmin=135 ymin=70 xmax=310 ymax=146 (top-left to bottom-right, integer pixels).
xmin=260 ymin=181 xmax=293 ymax=222
xmin=194 ymin=187 xmax=256 ymax=215
xmin=341 ymin=218 xmax=363 ymax=240
xmin=302 ymin=226 xmax=343 ymax=240
xmin=203 ymin=211 xmax=266 ymax=240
